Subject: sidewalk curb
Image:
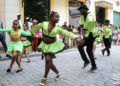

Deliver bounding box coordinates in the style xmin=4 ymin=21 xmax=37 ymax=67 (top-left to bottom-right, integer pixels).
xmin=0 ymin=48 xmax=78 ymax=62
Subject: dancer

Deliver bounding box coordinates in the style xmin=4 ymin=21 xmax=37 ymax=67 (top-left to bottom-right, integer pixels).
xmin=93 ymin=22 xmax=102 ymax=59
xmin=31 ymin=19 xmax=39 ymax=54
xmin=31 ymin=11 xmax=80 ymax=86
xmin=0 ymin=20 xmax=31 ymax=73
xmin=101 ymin=20 xmax=112 ymax=56
xmin=21 ymin=23 xmax=31 ymax=62
xmin=77 ymin=5 xmax=97 ymax=71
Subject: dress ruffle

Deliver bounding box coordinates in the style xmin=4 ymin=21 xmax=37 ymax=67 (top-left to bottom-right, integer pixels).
xmin=38 ymin=40 xmax=65 ymax=54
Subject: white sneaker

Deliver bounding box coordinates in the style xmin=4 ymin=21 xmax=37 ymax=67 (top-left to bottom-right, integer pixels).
xmin=55 ymin=74 xmax=60 ymax=81
xmin=40 ymin=78 xmax=47 ymax=86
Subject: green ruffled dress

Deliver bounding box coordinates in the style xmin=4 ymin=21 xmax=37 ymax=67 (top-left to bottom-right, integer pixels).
xmin=21 ymin=40 xmax=31 ymax=47
xmin=0 ymin=28 xmax=31 ymax=54
xmin=21 ymin=30 xmax=31 ymax=47
xmin=31 ymin=22 xmax=79 ymax=54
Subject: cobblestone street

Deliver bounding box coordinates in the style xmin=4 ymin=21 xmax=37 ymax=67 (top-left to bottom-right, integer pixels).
xmin=0 ymin=46 xmax=120 ymax=86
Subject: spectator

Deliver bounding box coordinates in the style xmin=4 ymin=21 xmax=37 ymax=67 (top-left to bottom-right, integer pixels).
xmin=0 ymin=20 xmax=11 ymax=59
xmin=17 ymin=13 xmax=22 ymax=29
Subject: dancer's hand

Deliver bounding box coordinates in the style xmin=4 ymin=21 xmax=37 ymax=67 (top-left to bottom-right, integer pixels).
xmin=75 ymin=36 xmax=84 ymax=46
xmin=76 ymin=39 xmax=83 ymax=46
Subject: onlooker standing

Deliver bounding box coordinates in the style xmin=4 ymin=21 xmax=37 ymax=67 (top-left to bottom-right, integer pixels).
xmin=17 ymin=13 xmax=22 ymax=29
xmin=27 ymin=17 xmax=33 ymax=31
xmin=116 ymin=31 xmax=120 ymax=45
xmin=31 ymin=19 xmax=39 ymax=54
xmin=62 ymin=22 xmax=70 ymax=49
xmin=0 ymin=20 xmax=11 ymax=59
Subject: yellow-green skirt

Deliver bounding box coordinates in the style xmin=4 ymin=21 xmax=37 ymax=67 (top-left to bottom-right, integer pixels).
xmin=38 ymin=40 xmax=65 ymax=54
xmin=7 ymin=41 xmax=23 ymax=54
xmin=21 ymin=40 xmax=31 ymax=47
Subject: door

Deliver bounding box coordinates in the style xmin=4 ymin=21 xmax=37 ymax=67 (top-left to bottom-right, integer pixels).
xmin=113 ymin=11 xmax=120 ymax=28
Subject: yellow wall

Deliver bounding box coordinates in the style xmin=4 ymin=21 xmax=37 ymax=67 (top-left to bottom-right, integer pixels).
xmin=19 ymin=0 xmax=24 ymax=24
xmin=0 ymin=0 xmax=5 ymax=23
xmin=50 ymin=0 xmax=69 ymax=25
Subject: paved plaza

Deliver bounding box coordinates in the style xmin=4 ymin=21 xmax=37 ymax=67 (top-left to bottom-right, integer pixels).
xmin=0 ymin=46 xmax=120 ymax=86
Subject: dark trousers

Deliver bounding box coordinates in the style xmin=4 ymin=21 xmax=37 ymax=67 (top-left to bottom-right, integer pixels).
xmin=0 ymin=38 xmax=7 ymax=52
xmin=102 ymin=37 xmax=111 ymax=55
xmin=77 ymin=33 xmax=96 ymax=68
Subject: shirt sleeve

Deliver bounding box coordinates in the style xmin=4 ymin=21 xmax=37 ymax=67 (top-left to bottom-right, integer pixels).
xmin=31 ymin=23 xmax=43 ymax=35
xmin=79 ymin=16 xmax=84 ymax=25
xmin=58 ymin=27 xmax=79 ymax=39
xmin=0 ymin=28 xmax=11 ymax=32
xmin=21 ymin=30 xmax=31 ymax=36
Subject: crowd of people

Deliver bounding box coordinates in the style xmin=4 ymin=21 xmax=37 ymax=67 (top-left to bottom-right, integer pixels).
xmin=0 ymin=4 xmax=119 ymax=86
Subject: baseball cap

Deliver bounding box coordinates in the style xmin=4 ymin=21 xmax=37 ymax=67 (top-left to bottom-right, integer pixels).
xmin=77 ymin=5 xmax=89 ymax=10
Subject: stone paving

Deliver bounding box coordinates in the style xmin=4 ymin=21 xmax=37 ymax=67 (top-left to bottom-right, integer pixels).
xmin=0 ymin=46 xmax=120 ymax=86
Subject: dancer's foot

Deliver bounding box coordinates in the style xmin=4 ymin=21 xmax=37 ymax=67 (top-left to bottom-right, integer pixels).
xmin=82 ymin=62 xmax=90 ymax=69
xmin=26 ymin=59 xmax=31 ymax=63
xmin=107 ymin=52 xmax=110 ymax=56
xmin=101 ymin=50 xmax=104 ymax=56
xmin=41 ymin=54 xmax=44 ymax=60
xmin=16 ymin=68 xmax=23 ymax=73
xmin=90 ymin=66 xmax=97 ymax=72
xmin=40 ymin=78 xmax=47 ymax=86
xmin=6 ymin=68 xmax=12 ymax=72
xmin=55 ymin=74 xmax=60 ymax=81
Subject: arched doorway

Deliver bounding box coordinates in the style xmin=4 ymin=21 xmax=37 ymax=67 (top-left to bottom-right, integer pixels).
xmin=96 ymin=6 xmax=105 ymax=24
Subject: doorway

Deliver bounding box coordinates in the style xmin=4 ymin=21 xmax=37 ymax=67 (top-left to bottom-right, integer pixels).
xmin=96 ymin=6 xmax=105 ymax=24
xmin=24 ymin=0 xmax=50 ymax=22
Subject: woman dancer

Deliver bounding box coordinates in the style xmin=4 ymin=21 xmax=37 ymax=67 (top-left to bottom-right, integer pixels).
xmin=31 ymin=11 xmax=80 ymax=86
xmin=0 ymin=20 xmax=31 ymax=73
xmin=21 ymin=23 xmax=31 ymax=62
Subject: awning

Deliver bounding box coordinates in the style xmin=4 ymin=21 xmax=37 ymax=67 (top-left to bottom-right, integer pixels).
xmin=70 ymin=0 xmax=86 ymax=3
xmin=95 ymin=1 xmax=113 ymax=9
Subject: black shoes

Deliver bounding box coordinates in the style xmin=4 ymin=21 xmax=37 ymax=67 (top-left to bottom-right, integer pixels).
xmin=16 ymin=68 xmax=23 ymax=73
xmin=90 ymin=66 xmax=97 ymax=72
xmin=102 ymin=50 xmax=110 ymax=56
xmin=7 ymin=68 xmax=11 ymax=72
xmin=107 ymin=51 xmax=110 ymax=56
xmin=41 ymin=54 xmax=44 ymax=60
xmin=82 ymin=62 xmax=90 ymax=69
xmin=101 ymin=50 xmax=104 ymax=56
xmin=7 ymin=68 xmax=23 ymax=73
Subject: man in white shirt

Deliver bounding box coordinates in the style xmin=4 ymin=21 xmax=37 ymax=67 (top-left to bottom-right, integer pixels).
xmin=17 ymin=13 xmax=22 ymax=29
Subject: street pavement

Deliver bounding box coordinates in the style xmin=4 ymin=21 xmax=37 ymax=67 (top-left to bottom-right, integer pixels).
xmin=0 ymin=46 xmax=120 ymax=86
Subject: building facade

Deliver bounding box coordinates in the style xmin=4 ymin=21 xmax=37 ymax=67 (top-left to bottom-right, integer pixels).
xmin=0 ymin=0 xmax=24 ymax=27
xmin=0 ymin=0 xmax=24 ymax=45
xmin=113 ymin=0 xmax=120 ymax=28
xmin=0 ymin=0 xmax=120 ymax=29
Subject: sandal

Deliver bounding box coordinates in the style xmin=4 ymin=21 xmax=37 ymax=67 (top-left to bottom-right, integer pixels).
xmin=16 ymin=68 xmax=23 ymax=73
xmin=40 ymin=78 xmax=47 ymax=86
xmin=55 ymin=74 xmax=60 ymax=81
